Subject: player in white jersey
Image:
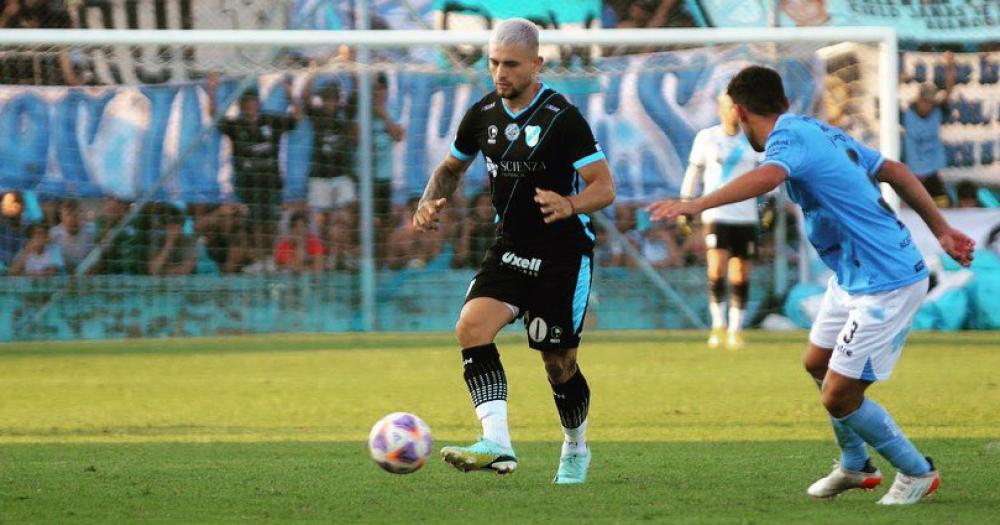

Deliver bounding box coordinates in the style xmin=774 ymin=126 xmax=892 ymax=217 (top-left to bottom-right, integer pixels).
xmin=680 ymin=93 xmax=763 ymax=349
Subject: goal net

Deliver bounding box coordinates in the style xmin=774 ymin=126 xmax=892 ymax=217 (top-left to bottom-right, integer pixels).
xmin=0 ymin=27 xmax=898 ymax=340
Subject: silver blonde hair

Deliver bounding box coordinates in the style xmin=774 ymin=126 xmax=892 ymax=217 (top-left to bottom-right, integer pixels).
xmin=489 ymin=18 xmax=540 ymax=53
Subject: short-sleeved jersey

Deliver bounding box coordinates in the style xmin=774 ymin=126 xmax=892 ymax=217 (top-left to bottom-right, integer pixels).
xmin=763 ymin=114 xmax=928 ymax=294
xmin=218 ymin=114 xmax=297 ymax=176
xmin=306 ymin=105 xmax=353 ymax=180
xmin=684 ymin=125 xmax=763 ymax=225
xmin=902 ymin=104 xmax=947 ymax=177
xmin=450 ymin=84 xmax=605 ymax=256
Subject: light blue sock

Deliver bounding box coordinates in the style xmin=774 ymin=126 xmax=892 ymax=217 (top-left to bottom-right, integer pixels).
xmin=830 ymin=417 xmax=869 ymax=471
xmin=838 ymin=398 xmax=931 ymax=475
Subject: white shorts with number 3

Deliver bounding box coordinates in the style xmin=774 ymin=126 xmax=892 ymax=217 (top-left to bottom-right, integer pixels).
xmin=809 ymin=276 xmax=928 ymax=382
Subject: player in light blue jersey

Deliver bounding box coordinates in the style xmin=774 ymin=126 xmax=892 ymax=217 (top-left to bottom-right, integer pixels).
xmin=648 ymin=66 xmax=975 ymax=505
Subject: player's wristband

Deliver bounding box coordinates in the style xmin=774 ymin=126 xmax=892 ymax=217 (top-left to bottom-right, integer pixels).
xmin=565 ymin=196 xmax=577 ymax=215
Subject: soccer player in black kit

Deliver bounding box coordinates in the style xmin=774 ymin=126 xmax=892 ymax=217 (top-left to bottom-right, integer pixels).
xmin=413 ymin=18 xmax=615 ymax=484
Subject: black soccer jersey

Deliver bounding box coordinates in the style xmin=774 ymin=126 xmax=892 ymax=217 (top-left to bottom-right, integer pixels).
xmin=451 ymin=84 xmax=605 ymax=255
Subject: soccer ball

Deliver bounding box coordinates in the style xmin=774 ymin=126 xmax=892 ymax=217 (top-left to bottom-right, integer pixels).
xmin=368 ymin=412 xmax=433 ymax=474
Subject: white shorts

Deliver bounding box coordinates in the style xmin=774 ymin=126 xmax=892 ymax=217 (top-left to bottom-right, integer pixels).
xmin=308 ymin=176 xmax=357 ymax=210
xmin=809 ymin=276 xmax=928 ymax=382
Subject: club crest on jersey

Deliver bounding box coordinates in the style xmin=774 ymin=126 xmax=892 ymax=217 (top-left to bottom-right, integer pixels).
xmin=487 ymin=125 xmax=498 ymax=144
xmin=524 ymin=125 xmax=541 ymax=147
xmin=504 ymin=123 xmax=520 ymax=142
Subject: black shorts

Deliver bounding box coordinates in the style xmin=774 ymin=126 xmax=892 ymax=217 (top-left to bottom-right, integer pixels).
xmin=704 ymin=223 xmax=757 ymax=259
xmin=465 ymin=244 xmax=593 ymax=351
xmin=918 ymin=172 xmax=951 ymax=207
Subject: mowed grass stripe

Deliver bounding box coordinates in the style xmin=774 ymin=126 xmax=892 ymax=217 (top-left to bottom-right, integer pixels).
xmin=2 ymin=439 xmax=999 ymax=523
xmin=2 ymin=332 xmax=998 ymax=443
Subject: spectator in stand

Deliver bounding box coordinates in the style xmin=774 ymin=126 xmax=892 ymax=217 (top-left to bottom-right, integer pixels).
xmin=8 ymin=222 xmax=63 ymax=276
xmin=207 ymin=73 xmax=301 ymax=271
xmin=607 ymin=0 xmax=695 ymax=54
xmin=371 ymin=73 xmax=405 ymax=265
xmin=954 ymin=180 xmax=981 ymax=209
xmin=454 ymin=191 xmax=496 ymax=268
xmin=95 ymin=197 xmax=147 ymax=275
xmin=344 ymin=72 xmax=405 ymax=266
xmin=303 ymin=76 xmax=357 ymax=228
xmin=49 ymin=199 xmax=96 ymax=273
xmin=192 ymin=203 xmax=248 ymax=274
xmin=275 ymin=210 xmax=324 ymax=274
xmin=641 ymin=219 xmax=685 ymax=268
xmin=0 ymin=191 xmax=27 ymax=272
xmin=606 ymin=203 xmax=638 ymax=267
xmin=902 ymin=51 xmax=955 ymax=208
xmin=371 ymin=72 xmax=404 ymax=218
xmin=386 ymin=197 xmax=442 ymax=269
xmin=326 ymin=202 xmax=359 ymax=271
xmin=147 ymin=205 xmax=196 ymax=276
xmin=0 ymin=0 xmax=81 ymax=85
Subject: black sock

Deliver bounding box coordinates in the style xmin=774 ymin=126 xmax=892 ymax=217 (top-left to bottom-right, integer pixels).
xmin=709 ymin=279 xmax=726 ymax=305
xmin=730 ymin=282 xmax=749 ymax=309
xmin=550 ymin=368 xmax=590 ymax=430
xmin=462 ymin=343 xmax=507 ymax=407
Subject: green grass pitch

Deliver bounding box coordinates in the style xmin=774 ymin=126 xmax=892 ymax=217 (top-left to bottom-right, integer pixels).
xmin=2 ymin=331 xmax=999 ymax=523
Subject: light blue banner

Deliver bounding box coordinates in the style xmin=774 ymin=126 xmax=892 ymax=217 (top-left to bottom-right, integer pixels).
xmin=693 ymin=0 xmax=1000 ymax=42
xmin=0 ymin=48 xmax=820 ymax=205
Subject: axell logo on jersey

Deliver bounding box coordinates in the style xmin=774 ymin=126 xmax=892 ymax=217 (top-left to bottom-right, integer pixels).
xmin=500 ymin=251 xmax=542 ymax=275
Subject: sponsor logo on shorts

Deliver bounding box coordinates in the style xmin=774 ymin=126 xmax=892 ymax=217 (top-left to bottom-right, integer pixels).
xmin=528 ymin=317 xmax=548 ymax=342
xmin=914 ymin=260 xmax=926 ymax=273
xmin=501 ymin=250 xmax=542 ymax=276
xmin=549 ymin=325 xmax=563 ymax=344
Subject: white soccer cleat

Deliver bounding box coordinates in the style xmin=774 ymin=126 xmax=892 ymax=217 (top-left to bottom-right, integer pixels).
xmin=708 ymin=328 xmax=725 ymax=349
xmin=725 ymin=331 xmax=745 ymax=350
xmin=877 ymin=459 xmax=940 ymax=505
xmin=807 ymin=461 xmax=883 ymax=498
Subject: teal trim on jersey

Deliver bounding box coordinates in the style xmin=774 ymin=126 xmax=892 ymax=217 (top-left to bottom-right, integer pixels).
xmin=578 ymin=213 xmax=596 ymax=242
xmin=573 ymin=151 xmax=606 ymax=170
xmin=451 ymin=141 xmax=474 ymax=161
xmin=526 ymin=109 xmax=567 ymax=160
xmin=501 ymin=83 xmax=550 ymax=119
xmin=572 ymin=255 xmax=591 ymax=332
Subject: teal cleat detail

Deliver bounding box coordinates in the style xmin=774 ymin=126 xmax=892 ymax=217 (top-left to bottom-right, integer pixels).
xmin=441 ymin=437 xmax=517 ymax=474
xmin=553 ymin=447 xmax=591 ymax=484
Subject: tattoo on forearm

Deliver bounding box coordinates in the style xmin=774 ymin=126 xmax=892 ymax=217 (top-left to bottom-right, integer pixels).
xmin=421 ymin=163 xmax=461 ymax=203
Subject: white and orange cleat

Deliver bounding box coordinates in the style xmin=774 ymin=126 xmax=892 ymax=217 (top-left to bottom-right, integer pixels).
xmin=808 ymin=460 xmax=883 ymax=498
xmin=877 ymin=458 xmax=940 ymax=505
